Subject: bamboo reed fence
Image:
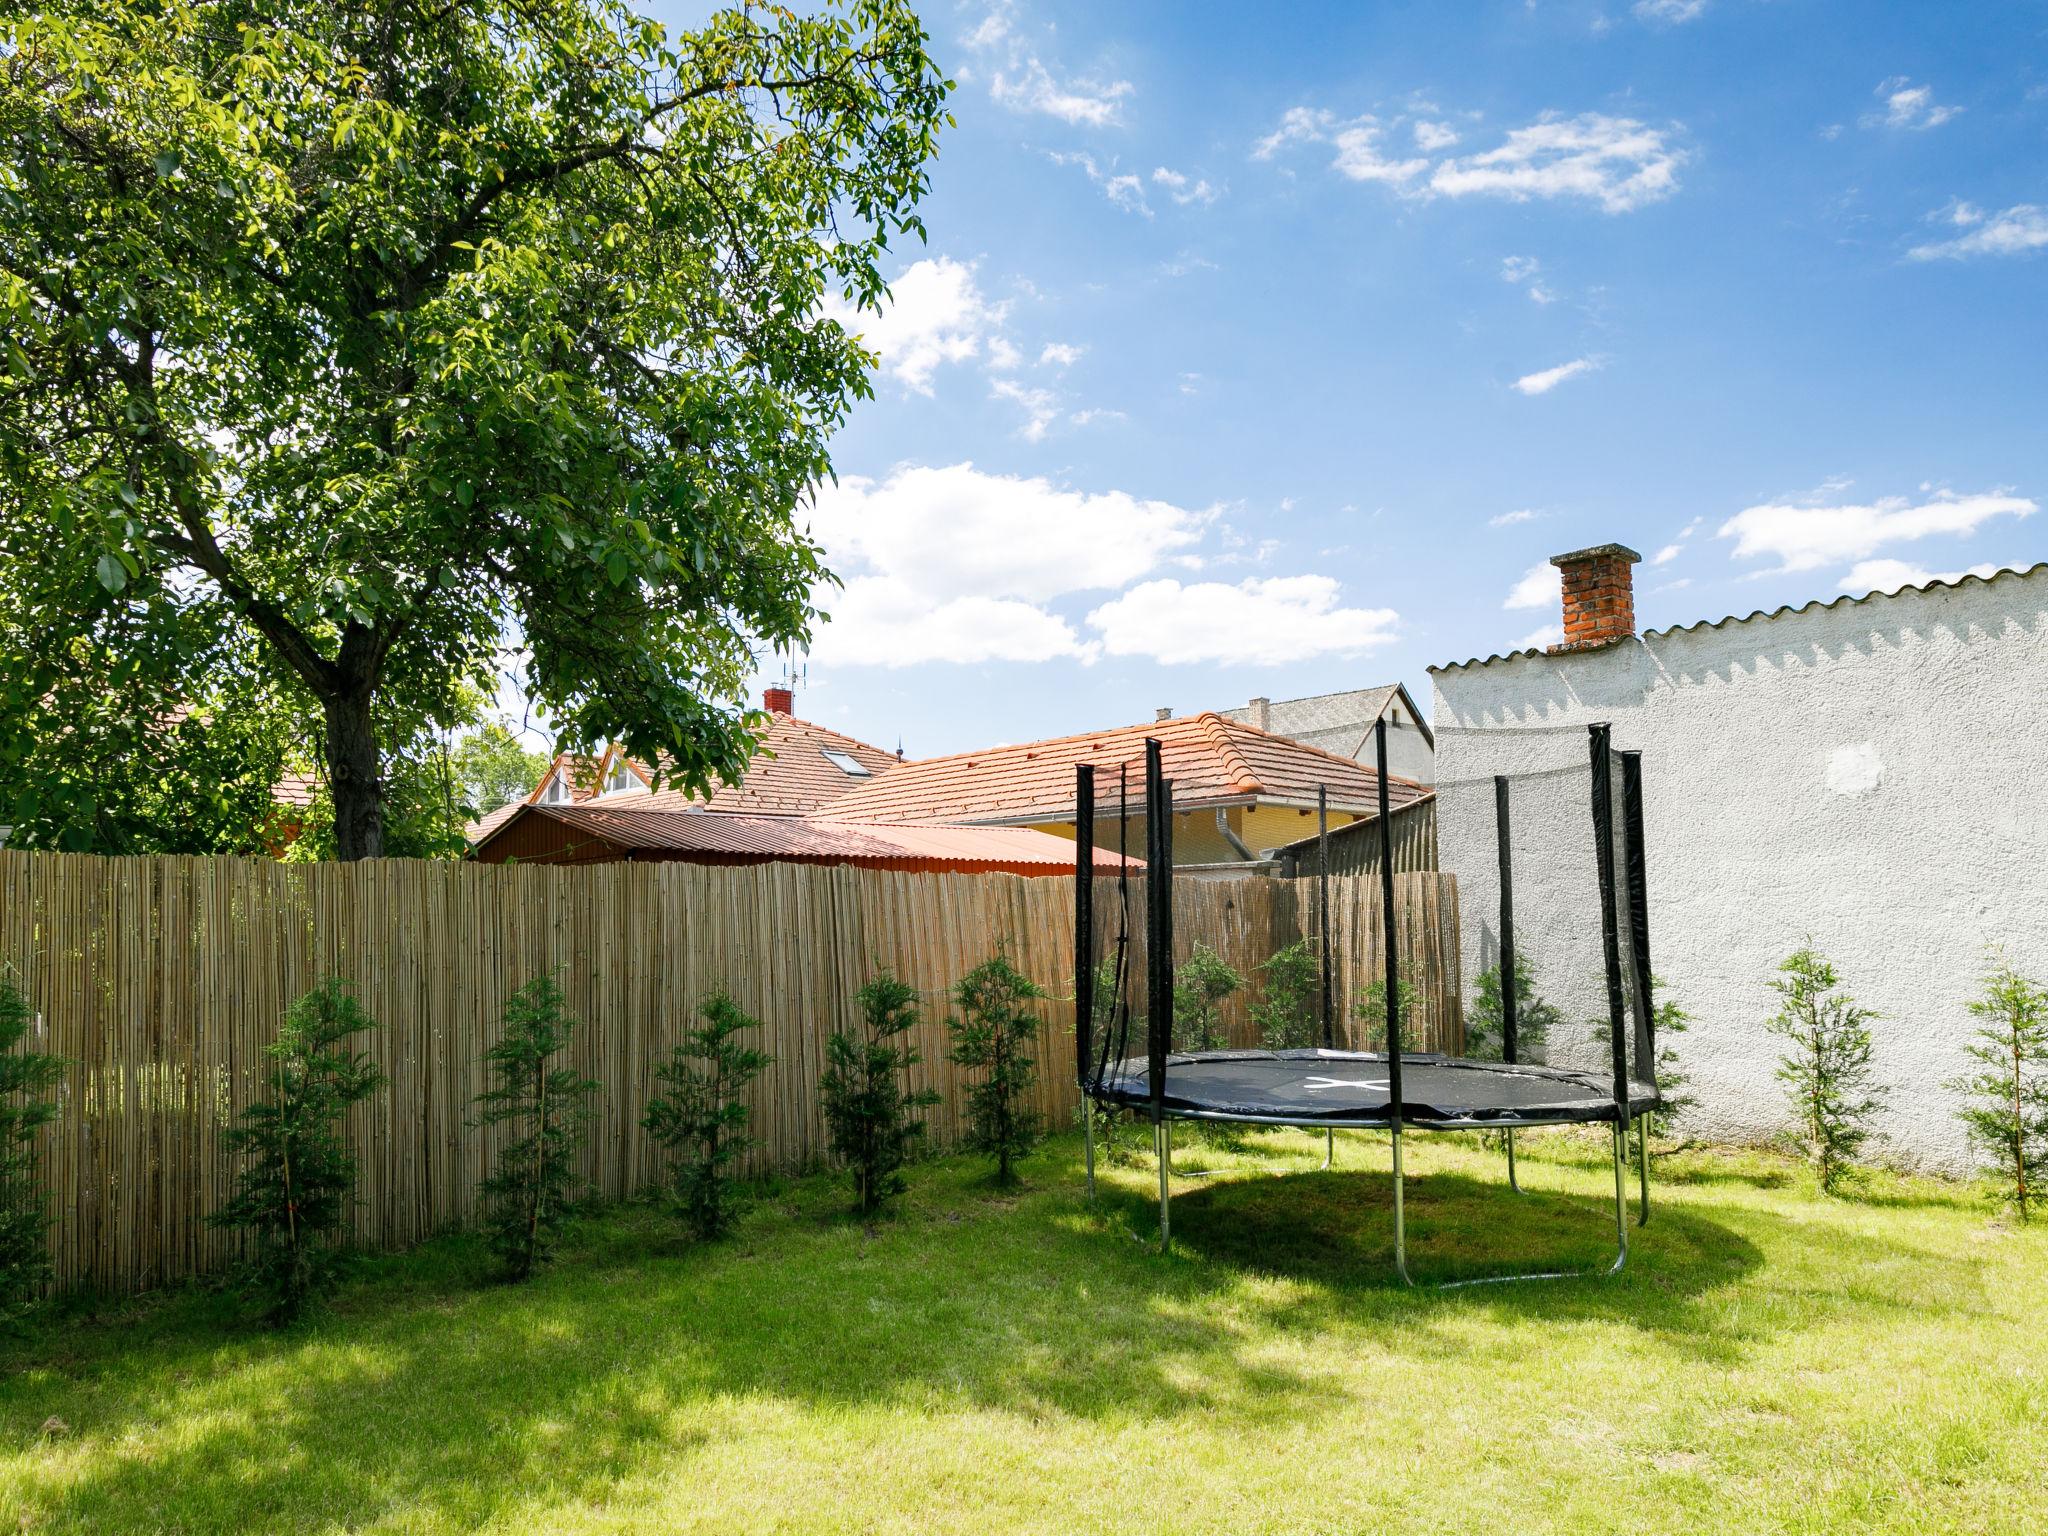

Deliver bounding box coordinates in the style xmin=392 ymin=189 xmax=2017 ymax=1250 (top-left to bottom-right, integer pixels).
xmin=0 ymin=850 xmax=1460 ymax=1294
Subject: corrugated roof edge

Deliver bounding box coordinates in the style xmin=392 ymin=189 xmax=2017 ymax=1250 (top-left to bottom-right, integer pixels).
xmin=1428 ymin=561 xmax=2048 ymax=674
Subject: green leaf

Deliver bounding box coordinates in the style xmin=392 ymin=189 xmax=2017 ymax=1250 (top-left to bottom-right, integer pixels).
xmin=153 ymin=150 xmax=181 ymax=179
xmin=95 ymin=553 xmax=128 ymax=593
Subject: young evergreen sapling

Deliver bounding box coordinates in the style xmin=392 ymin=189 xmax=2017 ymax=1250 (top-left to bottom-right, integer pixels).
xmin=947 ymin=952 xmax=1045 ymax=1186
xmin=1950 ymin=958 xmax=2048 ymax=1221
xmin=644 ymin=991 xmax=773 ymax=1239
xmin=1353 ymin=979 xmax=1418 ymax=1053
xmin=821 ymin=971 xmax=936 ymax=1216
xmin=1250 ymin=939 xmax=1320 ymax=1051
xmin=1467 ymin=953 xmax=1558 ymax=1063
xmin=1587 ymin=975 xmax=1697 ymax=1142
xmin=475 ymin=973 xmax=597 ymax=1278
xmin=1172 ymin=943 xmax=1243 ymax=1053
xmin=0 ymin=968 xmax=62 ymax=1321
xmin=1765 ymin=946 xmax=1884 ymax=1195
xmin=210 ymin=978 xmax=384 ymax=1324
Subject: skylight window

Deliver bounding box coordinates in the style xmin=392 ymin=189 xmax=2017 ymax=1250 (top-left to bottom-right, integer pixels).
xmin=821 ymin=748 xmax=872 ymax=777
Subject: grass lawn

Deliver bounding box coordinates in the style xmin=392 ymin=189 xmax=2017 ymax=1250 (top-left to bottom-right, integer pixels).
xmin=3 ymin=1128 xmax=2045 ymax=1535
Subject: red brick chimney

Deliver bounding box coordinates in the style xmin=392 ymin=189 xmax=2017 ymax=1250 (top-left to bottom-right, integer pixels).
xmin=763 ymin=684 xmax=794 ymax=715
xmin=1549 ymin=543 xmax=1642 ymax=653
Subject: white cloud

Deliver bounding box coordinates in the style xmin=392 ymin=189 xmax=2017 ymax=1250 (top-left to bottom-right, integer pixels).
xmin=1413 ymin=121 xmax=1461 ymax=151
xmin=1038 ymin=341 xmax=1084 ymax=368
xmin=1513 ymin=356 xmax=1601 ymax=395
xmin=989 ymin=378 xmax=1061 ymax=441
xmin=1151 ymin=166 xmax=1221 ymax=206
xmin=1839 ymin=559 xmax=2005 ymax=596
xmin=1650 ymin=543 xmax=1682 ymax=565
xmin=1087 ymin=576 xmax=1398 ymax=665
xmin=1866 ymin=77 xmax=1961 ymax=132
xmin=820 ymin=582 xmax=1095 ymax=667
xmin=991 ymin=58 xmax=1132 ymax=126
xmin=809 ymin=463 xmax=1209 ymax=609
xmin=1050 ymin=151 xmax=1151 ymax=216
xmin=1634 ymin=0 xmax=1708 ymax=22
xmin=1262 ymin=107 xmax=1684 ymax=213
xmin=1907 ymin=204 xmax=2048 ymax=262
xmin=1501 ymin=254 xmax=1558 ymax=303
xmin=986 ymin=335 xmax=1023 ymax=371
xmin=1068 ymin=407 xmax=1126 ymax=428
xmin=1490 ymin=509 xmax=1540 ymax=528
xmin=1431 ymin=114 xmax=1685 ymax=213
xmin=1718 ymin=488 xmax=2036 ymax=574
xmin=828 ymin=258 xmax=1006 ymax=394
xmin=1517 ymin=624 xmax=1564 ymax=650
xmin=1504 ymin=562 xmax=1562 ymax=610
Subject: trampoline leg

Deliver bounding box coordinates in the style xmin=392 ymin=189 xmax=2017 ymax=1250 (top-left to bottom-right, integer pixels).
xmin=1390 ymin=1126 xmax=1413 ymax=1288
xmin=1322 ymin=1126 xmax=1333 ymax=1171
xmin=1084 ymin=1103 xmax=1097 ymax=1201
xmin=1635 ymin=1115 xmax=1650 ymax=1227
xmin=1505 ymin=1128 xmax=1521 ymax=1193
xmin=1156 ymin=1120 xmax=1172 ymax=1250
xmin=1606 ymin=1120 xmax=1629 ymax=1276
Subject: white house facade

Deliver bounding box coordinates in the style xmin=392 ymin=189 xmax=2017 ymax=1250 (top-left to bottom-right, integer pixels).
xmin=1430 ymin=548 xmax=2048 ymax=1174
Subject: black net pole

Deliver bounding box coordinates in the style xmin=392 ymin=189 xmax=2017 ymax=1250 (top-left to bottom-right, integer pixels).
xmin=1074 ymin=764 xmax=1095 ymax=1092
xmin=1495 ymin=775 xmax=1518 ymax=1068
xmin=1588 ymin=724 xmax=1630 ymax=1118
xmin=1620 ymin=750 xmax=1657 ymax=1098
xmin=1318 ymin=784 xmax=1334 ymax=1049
xmin=1144 ymin=739 xmax=1170 ymax=1122
xmin=1374 ymin=719 xmax=1402 ymax=1112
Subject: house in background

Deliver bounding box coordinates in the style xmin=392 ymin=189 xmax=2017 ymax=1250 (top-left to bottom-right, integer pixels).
xmin=1218 ymin=683 xmax=1434 ymax=784
xmin=823 ymin=711 xmax=1431 ymax=871
xmin=1430 ymin=542 xmax=2048 ymax=1174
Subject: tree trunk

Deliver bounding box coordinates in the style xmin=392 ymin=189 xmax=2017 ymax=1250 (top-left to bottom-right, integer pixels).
xmin=323 ymin=689 xmax=385 ymax=861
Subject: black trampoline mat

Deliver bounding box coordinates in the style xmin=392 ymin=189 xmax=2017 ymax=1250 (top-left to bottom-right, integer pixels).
xmin=1094 ymin=1049 xmax=1657 ymax=1128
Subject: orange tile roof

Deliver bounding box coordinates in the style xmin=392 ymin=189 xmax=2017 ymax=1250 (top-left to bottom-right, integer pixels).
xmin=821 ymin=712 xmax=1429 ymax=827
xmin=474 ymin=804 xmax=1136 ymax=876
xmin=601 ymin=713 xmax=902 ymax=818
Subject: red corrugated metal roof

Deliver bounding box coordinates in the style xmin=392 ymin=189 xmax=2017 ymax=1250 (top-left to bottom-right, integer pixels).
xmin=819 ymin=711 xmax=1428 ymax=827
xmin=473 ymin=804 xmax=1138 ymax=875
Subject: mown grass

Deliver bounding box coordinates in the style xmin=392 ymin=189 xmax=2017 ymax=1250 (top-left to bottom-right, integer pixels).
xmin=2 ymin=1129 xmax=2044 ymax=1535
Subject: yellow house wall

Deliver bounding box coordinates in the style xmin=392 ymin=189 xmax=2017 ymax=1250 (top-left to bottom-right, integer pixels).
xmin=1022 ymin=803 xmax=1367 ymax=865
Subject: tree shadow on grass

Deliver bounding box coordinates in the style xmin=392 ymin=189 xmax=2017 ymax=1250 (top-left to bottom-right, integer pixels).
xmin=0 ymin=1144 xmax=2006 ymax=1534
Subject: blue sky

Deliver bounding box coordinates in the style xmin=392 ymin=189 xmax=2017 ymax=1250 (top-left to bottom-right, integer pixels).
xmin=644 ymin=0 xmax=2046 ymax=759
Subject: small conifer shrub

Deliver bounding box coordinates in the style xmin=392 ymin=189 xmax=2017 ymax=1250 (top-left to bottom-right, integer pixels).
xmin=1250 ymin=940 xmax=1321 ymax=1051
xmin=0 ymin=968 xmax=62 ymax=1321
xmin=1766 ymin=946 xmax=1884 ymax=1196
xmin=1950 ymin=958 xmax=2048 ymax=1220
xmin=1467 ymin=953 xmax=1558 ymax=1063
xmin=822 ymin=971 xmax=939 ymax=1216
xmin=948 ymin=952 xmax=1045 ymax=1187
xmin=475 ymin=973 xmax=597 ymax=1278
xmin=210 ymin=978 xmax=384 ymax=1324
xmin=1587 ymin=975 xmax=1697 ymax=1142
xmin=1353 ymin=978 xmax=1418 ymax=1054
xmin=1172 ymin=943 xmax=1243 ymax=1053
xmin=644 ymin=991 xmax=773 ymax=1239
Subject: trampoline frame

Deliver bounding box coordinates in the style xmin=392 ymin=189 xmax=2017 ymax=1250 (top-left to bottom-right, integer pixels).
xmin=1073 ymin=719 xmax=1661 ymax=1287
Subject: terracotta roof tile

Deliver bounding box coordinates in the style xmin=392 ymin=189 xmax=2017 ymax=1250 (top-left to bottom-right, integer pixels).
xmin=821 ymin=712 xmax=1427 ymax=826
xmin=590 ymin=714 xmax=902 ymax=818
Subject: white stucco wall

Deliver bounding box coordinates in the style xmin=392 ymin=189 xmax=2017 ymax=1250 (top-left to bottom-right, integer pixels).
xmin=1429 ymin=566 xmax=2048 ymax=1174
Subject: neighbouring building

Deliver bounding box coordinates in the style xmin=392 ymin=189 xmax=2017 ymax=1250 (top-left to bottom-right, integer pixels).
xmin=823 ymin=711 xmax=1432 ymax=871
xmin=1219 ymin=683 xmax=1435 ymax=784
xmin=1430 ymin=542 xmax=2048 ymax=1173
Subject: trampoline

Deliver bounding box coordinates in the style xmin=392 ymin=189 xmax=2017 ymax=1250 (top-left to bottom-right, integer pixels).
xmin=1072 ymin=718 xmax=1663 ymax=1286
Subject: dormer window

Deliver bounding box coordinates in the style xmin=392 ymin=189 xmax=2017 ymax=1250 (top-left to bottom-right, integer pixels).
xmin=539 ymin=772 xmax=572 ymax=805
xmin=821 ymin=748 xmax=872 ymax=778
xmin=604 ymin=758 xmax=643 ymax=795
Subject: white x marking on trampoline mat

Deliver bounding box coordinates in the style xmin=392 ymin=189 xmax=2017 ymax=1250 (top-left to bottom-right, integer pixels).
xmin=1303 ymin=1076 xmax=1390 ymax=1092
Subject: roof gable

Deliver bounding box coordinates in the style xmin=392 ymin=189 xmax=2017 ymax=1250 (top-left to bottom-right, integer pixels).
xmin=595 ymin=714 xmax=902 ymax=818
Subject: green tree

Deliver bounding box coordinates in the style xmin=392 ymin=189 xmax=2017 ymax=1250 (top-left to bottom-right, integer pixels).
xmin=1250 ymin=939 xmax=1321 ymax=1052
xmin=643 ymin=991 xmax=773 ymax=1240
xmin=947 ymin=953 xmax=1044 ymax=1187
xmin=1950 ymin=959 xmax=2048 ymax=1221
xmin=1766 ymin=947 xmax=1885 ymax=1196
xmin=1354 ymin=979 xmax=1418 ymax=1054
xmin=0 ymin=967 xmax=62 ymax=1320
xmin=0 ymin=0 xmax=950 ymax=857
xmin=1588 ymin=976 xmax=1697 ymax=1142
xmin=1467 ymin=953 xmax=1558 ymax=1063
xmin=475 ymin=974 xmax=597 ymax=1278
xmin=819 ymin=972 xmax=935 ymax=1216
xmin=209 ymin=979 xmax=384 ymax=1324
xmin=453 ymin=722 xmax=553 ymax=817
xmin=1172 ymin=943 xmax=1243 ymax=1054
